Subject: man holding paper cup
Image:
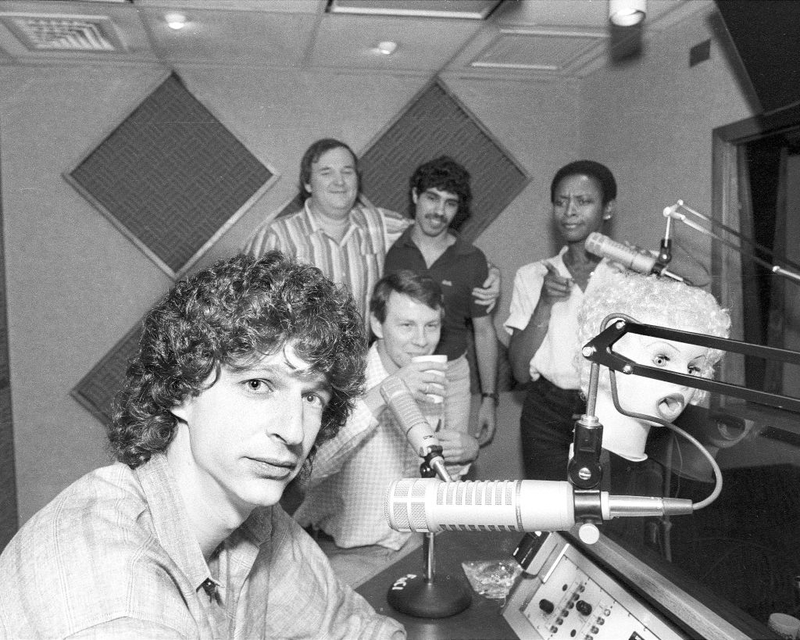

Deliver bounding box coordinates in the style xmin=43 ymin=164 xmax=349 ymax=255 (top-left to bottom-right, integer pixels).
xmin=293 ymin=270 xmax=479 ymax=586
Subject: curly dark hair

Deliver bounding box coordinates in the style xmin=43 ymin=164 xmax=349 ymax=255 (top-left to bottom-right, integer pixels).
xmin=409 ymin=156 xmax=472 ymax=227
xmin=109 ymin=252 xmax=367 ymax=469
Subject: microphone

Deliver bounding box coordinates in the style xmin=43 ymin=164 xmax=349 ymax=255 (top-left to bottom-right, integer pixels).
xmin=385 ymin=478 xmax=694 ymax=534
xmin=585 ymin=232 xmax=684 ymax=282
xmin=380 ymin=376 xmax=450 ymax=482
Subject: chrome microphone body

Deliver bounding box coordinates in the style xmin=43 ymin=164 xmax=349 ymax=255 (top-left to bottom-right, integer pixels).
xmin=385 ymin=478 xmax=694 ymax=534
xmin=585 ymin=232 xmax=683 ymax=282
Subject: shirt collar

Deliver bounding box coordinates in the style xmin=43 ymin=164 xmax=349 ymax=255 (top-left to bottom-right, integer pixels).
xmin=365 ymin=342 xmax=390 ymax=389
xmin=135 ymin=454 xmax=271 ymax=593
xmin=397 ymin=223 xmax=470 ymax=255
xmin=302 ymin=198 xmax=379 ymax=254
xmin=136 ymin=454 xmax=212 ymax=591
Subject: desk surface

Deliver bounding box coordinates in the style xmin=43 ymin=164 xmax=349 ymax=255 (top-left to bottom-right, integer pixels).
xmin=356 ymin=530 xmax=523 ymax=640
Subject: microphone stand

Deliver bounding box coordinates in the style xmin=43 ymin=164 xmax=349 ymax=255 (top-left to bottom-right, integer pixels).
xmin=514 ymin=363 xmax=608 ymax=566
xmin=666 ymin=199 xmax=800 ymax=285
xmin=387 ymin=447 xmax=472 ymax=618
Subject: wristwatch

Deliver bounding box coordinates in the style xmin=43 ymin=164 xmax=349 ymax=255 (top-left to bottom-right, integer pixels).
xmin=481 ymin=391 xmax=499 ymax=406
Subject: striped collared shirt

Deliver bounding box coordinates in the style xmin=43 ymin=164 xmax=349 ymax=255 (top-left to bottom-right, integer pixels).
xmin=243 ymin=199 xmax=410 ymax=319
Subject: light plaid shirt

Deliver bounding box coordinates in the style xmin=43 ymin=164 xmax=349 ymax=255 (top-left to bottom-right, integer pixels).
xmin=295 ymin=344 xmax=421 ymax=551
xmin=0 ymin=454 xmax=404 ymax=639
xmin=243 ymin=199 xmax=410 ymax=319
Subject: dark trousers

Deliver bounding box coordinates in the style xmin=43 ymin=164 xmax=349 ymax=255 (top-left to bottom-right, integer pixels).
xmin=520 ymin=376 xmax=585 ymax=480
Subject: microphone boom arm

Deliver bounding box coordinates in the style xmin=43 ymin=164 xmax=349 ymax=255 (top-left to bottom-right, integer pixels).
xmin=666 ymin=200 xmax=800 ymax=284
xmin=582 ymin=318 xmax=800 ymax=413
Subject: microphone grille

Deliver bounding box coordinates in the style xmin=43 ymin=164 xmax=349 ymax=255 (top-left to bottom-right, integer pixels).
xmin=409 ymin=478 xmax=429 ymax=530
xmin=386 ymin=477 xmax=431 ymax=531
xmin=436 ymin=480 xmax=517 ymax=507
xmin=584 ymin=232 xmax=604 ymax=257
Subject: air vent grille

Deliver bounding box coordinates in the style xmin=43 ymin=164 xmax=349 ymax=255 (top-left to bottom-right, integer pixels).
xmin=0 ymin=14 xmax=124 ymax=52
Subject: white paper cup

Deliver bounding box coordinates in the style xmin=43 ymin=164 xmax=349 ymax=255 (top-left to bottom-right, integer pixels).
xmin=768 ymin=613 xmax=800 ymax=639
xmin=412 ymin=355 xmax=447 ymax=404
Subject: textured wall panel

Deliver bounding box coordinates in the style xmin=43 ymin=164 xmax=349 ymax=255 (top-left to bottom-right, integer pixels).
xmin=71 ymin=325 xmax=142 ymax=427
xmin=73 ymin=77 xmax=529 ymax=429
xmin=359 ymin=79 xmax=529 ymax=241
xmin=66 ymin=73 xmax=275 ymax=277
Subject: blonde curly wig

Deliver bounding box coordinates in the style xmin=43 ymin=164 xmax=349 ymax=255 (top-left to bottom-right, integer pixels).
xmin=576 ymin=271 xmax=731 ymax=402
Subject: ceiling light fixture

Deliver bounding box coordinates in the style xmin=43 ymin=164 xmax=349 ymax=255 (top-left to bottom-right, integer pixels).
xmin=376 ymin=41 xmax=398 ymax=55
xmin=165 ymin=12 xmax=187 ymax=30
xmin=608 ymin=0 xmax=646 ymax=27
xmin=327 ymin=0 xmax=504 ymax=20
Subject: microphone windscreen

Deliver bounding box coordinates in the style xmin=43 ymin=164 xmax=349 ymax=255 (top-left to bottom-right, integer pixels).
xmin=385 ymin=478 xmax=575 ymax=533
xmin=585 ymin=232 xmax=657 ymax=275
xmin=379 ymin=376 xmax=439 ymax=457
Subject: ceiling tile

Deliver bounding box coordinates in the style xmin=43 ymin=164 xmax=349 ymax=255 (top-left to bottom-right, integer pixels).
xmin=0 ymin=0 xmax=715 ymax=77
xmin=136 ymin=6 xmax=316 ymax=67
xmin=310 ymin=14 xmax=481 ymax=72
xmin=132 ymin=0 xmax=320 ymax=13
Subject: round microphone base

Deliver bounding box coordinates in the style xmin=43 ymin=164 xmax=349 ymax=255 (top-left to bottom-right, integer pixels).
xmin=387 ymin=573 xmax=471 ymax=619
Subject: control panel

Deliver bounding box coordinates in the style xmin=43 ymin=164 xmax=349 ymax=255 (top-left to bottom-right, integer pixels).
xmin=503 ymin=533 xmax=688 ymax=640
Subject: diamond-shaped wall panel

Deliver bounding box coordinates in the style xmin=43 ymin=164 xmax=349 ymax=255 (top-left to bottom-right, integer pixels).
xmin=66 ymin=73 xmax=275 ymax=277
xmin=359 ymin=79 xmax=529 ymax=241
xmin=71 ymin=324 xmax=142 ymax=427
xmin=73 ymin=76 xmax=528 ymax=427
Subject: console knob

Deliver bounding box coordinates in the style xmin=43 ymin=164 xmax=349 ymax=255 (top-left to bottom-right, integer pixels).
xmin=539 ymin=599 xmax=555 ymax=614
xmin=576 ymin=600 xmax=593 ymax=616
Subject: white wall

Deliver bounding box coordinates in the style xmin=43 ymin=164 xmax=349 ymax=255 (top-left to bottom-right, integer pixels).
xmin=578 ymin=5 xmax=755 ymax=274
xmin=1 ymin=3 xmax=760 ymax=523
xmin=0 ymin=64 xmax=579 ymax=522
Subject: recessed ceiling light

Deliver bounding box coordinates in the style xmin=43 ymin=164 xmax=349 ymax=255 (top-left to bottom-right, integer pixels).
xmin=376 ymin=41 xmax=398 ymax=55
xmin=165 ymin=12 xmax=187 ymax=30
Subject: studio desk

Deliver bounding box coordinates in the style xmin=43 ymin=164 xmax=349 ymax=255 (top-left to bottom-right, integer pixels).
xmin=356 ymin=527 xmax=777 ymax=640
xmin=356 ymin=529 xmax=521 ymax=639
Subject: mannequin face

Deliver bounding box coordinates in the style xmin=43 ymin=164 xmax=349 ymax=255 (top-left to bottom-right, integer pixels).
xmin=609 ymin=332 xmax=710 ymax=424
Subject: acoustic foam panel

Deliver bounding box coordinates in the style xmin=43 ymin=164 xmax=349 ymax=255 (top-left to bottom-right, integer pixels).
xmin=66 ymin=72 xmax=275 ymax=277
xmin=71 ymin=325 xmax=141 ymax=427
xmin=359 ymin=79 xmax=529 ymax=241
xmin=73 ymin=77 xmax=528 ymax=426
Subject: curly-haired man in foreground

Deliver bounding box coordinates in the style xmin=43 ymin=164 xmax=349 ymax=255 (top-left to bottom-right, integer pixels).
xmin=0 ymin=252 xmax=405 ymax=639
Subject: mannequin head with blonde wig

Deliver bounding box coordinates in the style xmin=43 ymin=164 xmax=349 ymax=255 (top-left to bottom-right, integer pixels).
xmin=576 ymin=271 xmax=730 ymax=461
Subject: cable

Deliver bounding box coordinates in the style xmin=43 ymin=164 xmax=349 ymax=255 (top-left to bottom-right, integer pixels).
xmin=608 ymin=371 xmax=723 ymax=511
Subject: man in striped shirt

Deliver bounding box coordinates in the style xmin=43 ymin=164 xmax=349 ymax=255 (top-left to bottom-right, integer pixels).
xmin=243 ymin=138 xmax=500 ymax=320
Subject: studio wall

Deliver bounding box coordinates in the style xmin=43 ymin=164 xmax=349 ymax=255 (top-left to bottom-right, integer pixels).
xmin=0 ymin=2 xmax=755 ymax=524
xmin=0 ymin=64 xmax=578 ymax=523
xmin=578 ymin=4 xmax=754 ymax=280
